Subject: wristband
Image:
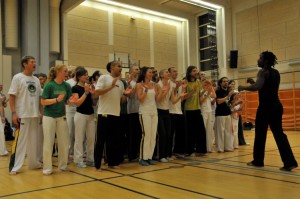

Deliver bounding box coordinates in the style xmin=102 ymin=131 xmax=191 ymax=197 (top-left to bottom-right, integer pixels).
xmin=84 ymin=92 xmax=89 ymax=96
xmin=0 ymin=114 xmax=3 ymax=117
xmin=12 ymin=111 xmax=16 ymax=115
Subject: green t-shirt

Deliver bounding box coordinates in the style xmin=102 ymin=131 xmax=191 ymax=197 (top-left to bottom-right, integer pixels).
xmin=184 ymin=79 xmax=203 ymax=111
xmin=42 ymin=81 xmax=72 ymax=118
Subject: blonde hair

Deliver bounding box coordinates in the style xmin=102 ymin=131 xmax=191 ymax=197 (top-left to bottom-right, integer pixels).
xmin=159 ymin=69 xmax=167 ymax=79
xmin=46 ymin=64 xmax=67 ymax=82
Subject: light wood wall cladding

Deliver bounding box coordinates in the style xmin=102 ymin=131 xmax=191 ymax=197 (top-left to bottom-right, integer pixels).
xmin=153 ymin=22 xmax=178 ymax=71
xmin=235 ymin=0 xmax=300 ymax=76
xmin=68 ymin=6 xmax=109 ymax=68
xmin=67 ymin=5 xmax=179 ymax=70
xmin=113 ymin=13 xmax=150 ymax=66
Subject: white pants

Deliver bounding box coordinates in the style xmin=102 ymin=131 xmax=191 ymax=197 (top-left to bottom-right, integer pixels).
xmin=215 ymin=115 xmax=233 ymax=152
xmin=36 ymin=120 xmax=43 ymax=162
xmin=9 ymin=118 xmax=41 ymax=172
xmin=66 ymin=111 xmax=76 ymax=156
xmin=43 ymin=116 xmax=69 ymax=174
xmin=0 ymin=120 xmax=8 ymax=155
xmin=139 ymin=112 xmax=158 ymax=160
xmin=202 ymin=111 xmax=213 ymax=152
xmin=74 ymin=112 xmax=95 ymax=164
xmin=232 ymin=117 xmax=239 ymax=149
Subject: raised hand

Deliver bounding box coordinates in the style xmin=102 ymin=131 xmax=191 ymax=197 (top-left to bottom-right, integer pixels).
xmin=68 ymin=94 xmax=78 ymax=103
xmin=124 ymin=86 xmax=133 ymax=95
xmin=90 ymin=84 xmax=95 ymax=94
xmin=1 ymin=116 xmax=5 ymax=124
xmin=57 ymin=94 xmax=65 ymax=103
xmin=112 ymin=77 xmax=120 ymax=87
xmin=176 ymin=81 xmax=182 ymax=89
xmin=181 ymin=80 xmax=188 ymax=91
xmin=84 ymin=84 xmax=91 ymax=94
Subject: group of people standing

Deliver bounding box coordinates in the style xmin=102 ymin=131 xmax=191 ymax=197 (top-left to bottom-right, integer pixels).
xmin=2 ymin=50 xmax=298 ymax=175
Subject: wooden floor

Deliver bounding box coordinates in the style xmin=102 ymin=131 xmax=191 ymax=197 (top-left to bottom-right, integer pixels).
xmin=1 ymin=130 xmax=299 ymax=199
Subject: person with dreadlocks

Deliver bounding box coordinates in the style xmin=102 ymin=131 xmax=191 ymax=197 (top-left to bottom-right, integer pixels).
xmin=238 ymin=51 xmax=298 ymax=171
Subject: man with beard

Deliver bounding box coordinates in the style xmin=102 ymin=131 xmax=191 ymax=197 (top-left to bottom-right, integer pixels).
xmin=215 ymin=77 xmax=234 ymax=153
xmin=184 ymin=66 xmax=207 ymax=156
xmin=239 ymin=51 xmax=298 ymax=171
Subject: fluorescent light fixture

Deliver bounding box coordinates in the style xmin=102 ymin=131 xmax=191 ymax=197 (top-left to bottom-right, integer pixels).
xmin=289 ymin=59 xmax=300 ymax=66
xmin=88 ymin=0 xmax=187 ymax=22
xmin=180 ymin=0 xmax=222 ymax=10
xmin=238 ymin=66 xmax=258 ymax=73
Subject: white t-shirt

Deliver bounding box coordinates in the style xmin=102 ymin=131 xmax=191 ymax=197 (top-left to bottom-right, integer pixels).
xmin=8 ymin=73 xmax=41 ymax=118
xmin=65 ymin=78 xmax=77 ymax=113
xmin=96 ymin=74 xmax=124 ymax=116
xmin=169 ymin=81 xmax=183 ymax=115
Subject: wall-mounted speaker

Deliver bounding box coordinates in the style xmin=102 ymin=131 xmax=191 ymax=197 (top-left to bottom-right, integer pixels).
xmin=230 ymin=50 xmax=238 ymax=68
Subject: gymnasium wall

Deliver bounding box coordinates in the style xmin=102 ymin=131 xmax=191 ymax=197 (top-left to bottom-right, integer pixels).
xmin=231 ymin=0 xmax=300 ymax=80
xmin=67 ymin=4 xmax=178 ymax=73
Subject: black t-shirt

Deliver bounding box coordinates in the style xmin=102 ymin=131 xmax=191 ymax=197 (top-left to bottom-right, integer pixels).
xmin=72 ymin=85 xmax=94 ymax=115
xmin=215 ymin=88 xmax=231 ymax=116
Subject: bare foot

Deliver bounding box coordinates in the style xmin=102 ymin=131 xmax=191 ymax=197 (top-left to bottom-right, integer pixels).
xmin=96 ymin=168 xmax=102 ymax=172
xmin=9 ymin=171 xmax=17 ymax=175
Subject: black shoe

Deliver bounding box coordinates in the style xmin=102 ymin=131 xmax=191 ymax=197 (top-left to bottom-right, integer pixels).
xmin=280 ymin=165 xmax=298 ymax=171
xmin=247 ymin=161 xmax=264 ymax=167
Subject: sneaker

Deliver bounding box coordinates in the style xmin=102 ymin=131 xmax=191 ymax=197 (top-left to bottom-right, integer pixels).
xmin=280 ymin=165 xmax=298 ymax=171
xmin=160 ymin=158 xmax=168 ymax=163
xmin=75 ymin=163 xmax=87 ymax=168
xmin=147 ymin=159 xmax=156 ymax=165
xmin=42 ymin=171 xmax=52 ymax=176
xmin=139 ymin=160 xmax=150 ymax=166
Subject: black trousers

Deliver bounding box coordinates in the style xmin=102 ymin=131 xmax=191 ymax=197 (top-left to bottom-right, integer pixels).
xmin=128 ymin=113 xmax=142 ymax=160
xmin=120 ymin=113 xmax=130 ymax=161
xmin=185 ymin=110 xmax=207 ymax=154
xmin=238 ymin=115 xmax=247 ymax=145
xmin=170 ymin=114 xmax=186 ymax=155
xmin=157 ymin=109 xmax=171 ymax=159
xmin=94 ymin=114 xmax=122 ymax=169
xmin=253 ymin=102 xmax=298 ymax=167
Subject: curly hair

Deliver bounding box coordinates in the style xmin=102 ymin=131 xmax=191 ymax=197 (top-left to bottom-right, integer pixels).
xmin=261 ymin=51 xmax=278 ymax=68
